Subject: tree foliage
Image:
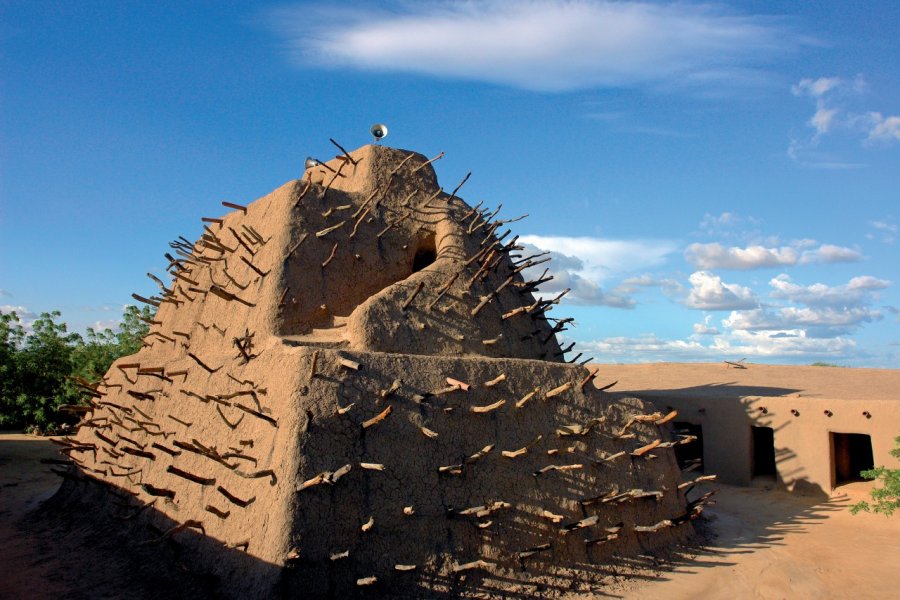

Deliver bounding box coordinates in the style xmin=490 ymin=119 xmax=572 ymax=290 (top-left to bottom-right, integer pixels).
xmin=850 ymin=435 xmax=900 ymax=517
xmin=0 ymin=306 xmax=152 ymax=432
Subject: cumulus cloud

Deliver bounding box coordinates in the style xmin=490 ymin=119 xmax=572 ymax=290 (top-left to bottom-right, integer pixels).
xmin=723 ymin=328 xmax=856 ymax=356
xmin=685 ymin=242 xmax=797 ymax=270
xmin=790 ymin=75 xmax=900 ymax=165
xmin=768 ymin=273 xmax=889 ymax=307
xmin=684 ymin=271 xmax=758 ymax=310
xmin=724 ymin=306 xmax=882 ymax=337
xmin=520 ymin=236 xmax=676 ymax=279
xmin=516 ymin=235 xmax=677 ymax=307
xmin=706 ymin=273 xmax=891 ymax=340
xmin=685 ymin=241 xmax=860 ymax=269
xmin=792 ymin=76 xmax=845 ymax=98
xmin=798 ymin=244 xmax=862 ymax=264
xmin=615 ymin=274 xmax=683 ymax=296
xmin=865 ymin=113 xmax=900 ymax=142
xmin=529 ymin=254 xmax=637 ymax=308
xmin=692 ymin=315 xmax=719 ymax=335
xmin=578 ymin=329 xmax=856 ymax=361
xmin=270 ymin=1 xmax=798 ymax=92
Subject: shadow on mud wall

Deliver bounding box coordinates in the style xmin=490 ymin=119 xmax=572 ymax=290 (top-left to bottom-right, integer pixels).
xmin=24 ymin=470 xmax=693 ymax=600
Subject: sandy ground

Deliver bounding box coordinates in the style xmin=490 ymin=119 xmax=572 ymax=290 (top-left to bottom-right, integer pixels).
xmin=1 ymin=433 xmax=897 ymax=599
xmin=618 ymin=480 xmax=898 ymax=600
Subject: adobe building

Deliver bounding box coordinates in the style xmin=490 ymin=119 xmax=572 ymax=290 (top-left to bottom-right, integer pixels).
xmin=598 ymin=362 xmax=900 ymax=497
xmin=49 ymin=144 xmax=707 ymax=598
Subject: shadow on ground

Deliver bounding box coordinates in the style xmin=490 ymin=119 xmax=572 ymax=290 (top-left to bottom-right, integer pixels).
xmin=0 ymin=435 xmax=849 ymax=599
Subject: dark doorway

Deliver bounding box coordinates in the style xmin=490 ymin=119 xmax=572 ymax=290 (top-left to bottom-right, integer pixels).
xmin=412 ymin=234 xmax=437 ymax=273
xmin=751 ymin=426 xmax=777 ymax=478
xmin=672 ymin=422 xmax=703 ymax=473
xmin=831 ymin=432 xmax=874 ymax=486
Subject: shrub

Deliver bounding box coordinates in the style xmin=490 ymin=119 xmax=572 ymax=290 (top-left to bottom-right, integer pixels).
xmin=850 ymin=435 xmax=900 ymax=517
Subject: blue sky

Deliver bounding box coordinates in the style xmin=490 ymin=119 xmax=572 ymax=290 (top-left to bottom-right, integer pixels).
xmin=1 ymin=1 xmax=898 ymax=366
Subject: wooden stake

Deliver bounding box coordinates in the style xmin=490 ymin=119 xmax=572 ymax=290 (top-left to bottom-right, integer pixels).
xmin=412 ymin=151 xmax=444 ymax=172
xmin=401 ymin=281 xmax=424 ymax=311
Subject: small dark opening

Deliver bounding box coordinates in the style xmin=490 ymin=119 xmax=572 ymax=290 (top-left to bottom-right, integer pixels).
xmin=673 ymin=422 xmax=704 ymax=473
xmin=751 ymin=426 xmax=777 ymax=477
xmin=412 ymin=248 xmax=436 ymax=272
xmin=832 ymin=432 xmax=874 ymax=486
xmin=412 ymin=235 xmax=437 ymax=273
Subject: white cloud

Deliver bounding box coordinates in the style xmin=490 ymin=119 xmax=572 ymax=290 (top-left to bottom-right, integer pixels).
xmin=722 ymin=328 xmax=857 ymax=356
xmin=724 ymin=306 xmax=882 ymax=335
xmin=790 ymin=75 xmax=900 ymax=165
xmin=615 ymin=274 xmax=683 ymax=296
xmin=799 ymin=244 xmax=862 ymax=264
xmin=91 ymin=319 xmax=120 ymax=332
xmin=768 ymin=273 xmax=890 ymax=307
xmin=531 ymin=258 xmax=637 ymax=308
xmin=692 ymin=315 xmax=719 ymax=335
xmin=579 ymin=334 xmax=708 ymax=360
xmin=865 ymin=113 xmax=900 ymax=142
xmin=685 ymin=241 xmax=860 ymax=269
xmin=685 ymin=242 xmax=798 ymax=270
xmin=868 ymin=220 xmax=897 ymax=244
xmin=684 ymin=271 xmax=758 ymax=310
xmin=520 ymin=235 xmax=677 ymax=281
xmin=791 ymin=76 xmax=845 ymax=98
xmin=577 ymin=329 xmax=856 ymax=361
xmin=270 ymin=1 xmax=798 ymax=92
xmin=809 ymin=107 xmax=839 ymax=136
xmin=517 ymin=235 xmax=677 ymax=307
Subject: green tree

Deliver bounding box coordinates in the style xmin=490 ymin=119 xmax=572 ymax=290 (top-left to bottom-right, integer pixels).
xmin=0 ymin=305 xmax=153 ymax=431
xmin=4 ymin=311 xmax=83 ymax=428
xmin=850 ymin=435 xmax=900 ymax=517
xmin=0 ymin=311 xmax=27 ymax=426
xmin=116 ymin=305 xmax=153 ymax=356
xmin=70 ymin=305 xmax=151 ymax=382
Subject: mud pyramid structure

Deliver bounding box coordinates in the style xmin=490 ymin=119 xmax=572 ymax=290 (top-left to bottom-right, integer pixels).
xmin=54 ymin=144 xmax=708 ymax=598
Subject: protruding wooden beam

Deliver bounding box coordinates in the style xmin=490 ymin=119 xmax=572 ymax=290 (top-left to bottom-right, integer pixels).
xmin=401 ymin=281 xmax=424 ymax=311
xmin=362 ymin=406 xmax=392 ymax=429
xmin=412 ymin=151 xmax=444 ymax=173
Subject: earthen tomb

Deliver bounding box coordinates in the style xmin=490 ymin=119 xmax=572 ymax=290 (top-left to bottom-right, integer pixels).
xmin=53 ymin=143 xmax=706 ymax=598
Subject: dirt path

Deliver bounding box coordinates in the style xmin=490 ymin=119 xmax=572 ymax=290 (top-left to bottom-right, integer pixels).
xmin=1 ymin=434 xmax=897 ymax=599
xmin=0 ymin=433 xmax=66 ymax=599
